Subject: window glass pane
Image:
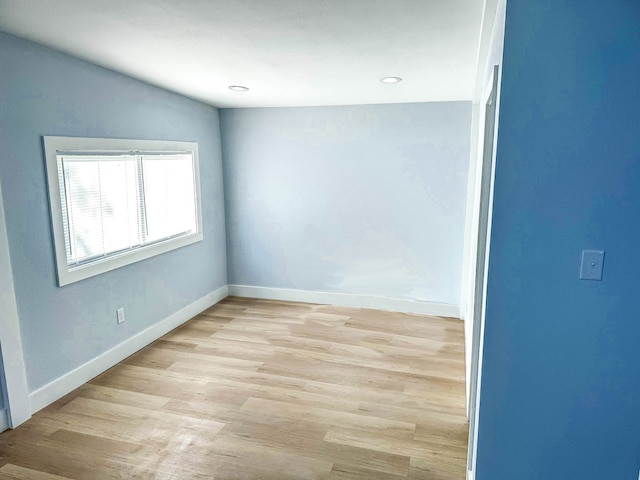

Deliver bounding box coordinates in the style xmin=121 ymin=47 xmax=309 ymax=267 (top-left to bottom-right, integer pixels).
xmin=100 ymin=159 xmax=140 ymax=254
xmin=142 ymin=154 xmax=197 ymax=243
xmin=61 ymin=155 xmax=138 ymax=265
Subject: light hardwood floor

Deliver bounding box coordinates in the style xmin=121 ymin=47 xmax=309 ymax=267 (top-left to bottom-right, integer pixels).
xmin=0 ymin=297 xmax=468 ymax=479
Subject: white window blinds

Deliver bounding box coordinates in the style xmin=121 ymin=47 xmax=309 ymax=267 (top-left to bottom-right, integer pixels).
xmin=59 ymin=155 xmax=139 ymax=265
xmin=57 ymin=151 xmax=198 ymax=268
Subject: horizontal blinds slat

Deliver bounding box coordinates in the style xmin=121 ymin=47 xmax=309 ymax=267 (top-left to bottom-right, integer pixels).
xmin=60 ymin=154 xmax=134 ymax=161
xmin=57 ymin=150 xmax=192 ymax=157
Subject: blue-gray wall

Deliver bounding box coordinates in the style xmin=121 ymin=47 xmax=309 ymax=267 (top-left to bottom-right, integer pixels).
xmin=221 ymin=103 xmax=471 ymax=306
xmin=0 ymin=33 xmax=227 ymax=393
xmin=477 ymin=1 xmax=640 ymax=479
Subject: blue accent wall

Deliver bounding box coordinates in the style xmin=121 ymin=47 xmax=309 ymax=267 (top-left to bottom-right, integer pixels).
xmin=477 ymin=1 xmax=640 ymax=478
xmin=0 ymin=33 xmax=227 ymax=392
xmin=221 ymin=103 xmax=471 ymax=306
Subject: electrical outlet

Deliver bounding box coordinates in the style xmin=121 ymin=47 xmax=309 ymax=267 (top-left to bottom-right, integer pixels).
xmin=579 ymin=249 xmax=605 ymax=280
xmin=116 ymin=307 xmax=125 ymax=324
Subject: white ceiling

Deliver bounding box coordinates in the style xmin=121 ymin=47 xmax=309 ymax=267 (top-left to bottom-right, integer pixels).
xmin=0 ymin=0 xmax=486 ymax=108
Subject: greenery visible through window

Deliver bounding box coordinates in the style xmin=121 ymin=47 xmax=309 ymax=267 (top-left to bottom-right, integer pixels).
xmin=44 ymin=137 xmax=202 ymax=286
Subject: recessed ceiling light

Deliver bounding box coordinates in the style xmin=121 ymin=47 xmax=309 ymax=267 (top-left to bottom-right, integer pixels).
xmin=228 ymin=85 xmax=249 ymax=92
xmin=381 ymin=76 xmax=403 ymax=84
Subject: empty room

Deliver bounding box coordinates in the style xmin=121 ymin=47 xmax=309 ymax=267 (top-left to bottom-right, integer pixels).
xmin=1 ymin=1 xmax=639 ymax=479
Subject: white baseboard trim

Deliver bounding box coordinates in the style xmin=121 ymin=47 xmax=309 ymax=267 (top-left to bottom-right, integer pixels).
xmin=459 ymin=303 xmax=468 ymax=321
xmin=28 ymin=285 xmax=228 ymax=415
xmin=228 ymin=285 xmax=460 ymax=318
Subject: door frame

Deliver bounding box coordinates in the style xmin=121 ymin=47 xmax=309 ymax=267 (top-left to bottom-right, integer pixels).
xmin=467 ymin=64 xmax=502 ymax=478
xmin=0 ymin=178 xmax=31 ymax=427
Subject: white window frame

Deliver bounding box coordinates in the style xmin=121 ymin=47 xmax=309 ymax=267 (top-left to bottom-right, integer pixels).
xmin=44 ymin=136 xmax=203 ymax=286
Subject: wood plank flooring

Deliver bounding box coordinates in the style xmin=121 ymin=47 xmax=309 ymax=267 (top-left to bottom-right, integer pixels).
xmin=0 ymin=297 xmax=468 ymax=479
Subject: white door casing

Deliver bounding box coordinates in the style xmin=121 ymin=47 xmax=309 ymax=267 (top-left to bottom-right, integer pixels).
xmin=467 ymin=64 xmax=500 ymax=475
xmin=0 ymin=177 xmax=31 ymax=427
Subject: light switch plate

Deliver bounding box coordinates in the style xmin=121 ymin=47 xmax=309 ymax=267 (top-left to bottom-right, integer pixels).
xmin=580 ymin=250 xmax=605 ymax=281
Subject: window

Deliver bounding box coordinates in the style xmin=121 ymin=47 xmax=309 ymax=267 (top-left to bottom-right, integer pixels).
xmin=44 ymin=136 xmax=202 ymax=286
